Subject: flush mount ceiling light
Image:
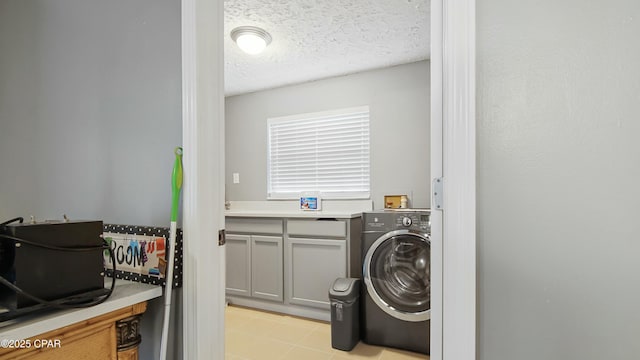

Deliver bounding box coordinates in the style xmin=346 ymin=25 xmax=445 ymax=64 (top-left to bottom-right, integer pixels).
xmin=230 ymin=26 xmax=272 ymax=55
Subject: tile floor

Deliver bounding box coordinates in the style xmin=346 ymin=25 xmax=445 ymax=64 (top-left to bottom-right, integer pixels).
xmin=225 ymin=305 xmax=429 ymax=360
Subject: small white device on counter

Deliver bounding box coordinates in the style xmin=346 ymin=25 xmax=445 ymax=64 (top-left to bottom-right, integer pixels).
xmin=300 ymin=193 xmax=321 ymax=211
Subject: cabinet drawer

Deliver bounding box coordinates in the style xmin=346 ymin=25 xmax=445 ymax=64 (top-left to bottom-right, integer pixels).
xmin=226 ymin=217 xmax=283 ymax=234
xmin=287 ymin=219 xmax=347 ymax=238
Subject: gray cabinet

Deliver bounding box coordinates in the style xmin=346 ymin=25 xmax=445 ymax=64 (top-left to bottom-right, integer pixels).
xmin=225 ymin=234 xmax=284 ymax=301
xmin=225 ymin=234 xmax=251 ymax=297
xmin=225 ymin=215 xmax=361 ymax=319
xmin=285 ymin=237 xmax=346 ymax=309
xmin=251 ymin=235 xmax=283 ymax=302
xmin=225 ymin=217 xmax=284 ymax=302
xmin=285 ymin=219 xmax=351 ymax=310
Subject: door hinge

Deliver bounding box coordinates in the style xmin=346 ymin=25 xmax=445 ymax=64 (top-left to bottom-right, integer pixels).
xmin=432 ymin=177 xmax=444 ymax=210
xmin=218 ymin=229 xmax=226 ymax=246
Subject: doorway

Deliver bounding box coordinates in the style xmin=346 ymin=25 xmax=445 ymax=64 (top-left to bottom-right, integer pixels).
xmin=224 ymin=1 xmax=430 ymax=359
xmin=180 ymin=0 xmax=476 ymax=359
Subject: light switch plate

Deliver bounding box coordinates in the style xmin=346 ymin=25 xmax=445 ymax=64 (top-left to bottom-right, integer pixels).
xmin=233 ymin=173 xmax=240 ymax=184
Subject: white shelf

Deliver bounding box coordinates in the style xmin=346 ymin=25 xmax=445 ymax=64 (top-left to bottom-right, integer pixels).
xmin=0 ymin=280 xmax=163 ymax=340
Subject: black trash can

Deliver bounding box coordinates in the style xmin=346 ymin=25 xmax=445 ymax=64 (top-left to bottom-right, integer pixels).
xmin=329 ymin=278 xmax=361 ymax=351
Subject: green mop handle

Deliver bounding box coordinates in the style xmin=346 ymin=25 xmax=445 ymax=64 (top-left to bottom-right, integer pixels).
xmin=171 ymin=147 xmax=183 ymax=221
xmin=160 ymin=147 xmax=183 ymax=360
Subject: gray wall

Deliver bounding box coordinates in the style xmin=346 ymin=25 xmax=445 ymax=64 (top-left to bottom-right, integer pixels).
xmin=0 ymin=1 xmax=181 ymax=359
xmin=477 ymin=1 xmax=640 ymax=359
xmin=225 ymin=61 xmax=431 ymax=209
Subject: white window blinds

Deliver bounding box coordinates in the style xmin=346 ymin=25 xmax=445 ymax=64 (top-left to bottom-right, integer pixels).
xmin=267 ymin=106 xmax=371 ymax=199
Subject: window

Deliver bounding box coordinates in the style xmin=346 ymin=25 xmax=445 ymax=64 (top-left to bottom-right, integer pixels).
xmin=267 ymin=106 xmax=370 ymax=199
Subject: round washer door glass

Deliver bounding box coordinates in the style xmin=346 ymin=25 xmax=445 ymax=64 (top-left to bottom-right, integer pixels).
xmin=365 ymin=230 xmax=430 ymax=321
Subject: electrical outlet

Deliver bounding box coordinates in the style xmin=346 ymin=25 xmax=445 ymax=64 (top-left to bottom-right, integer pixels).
xmin=233 ymin=173 xmax=240 ymax=184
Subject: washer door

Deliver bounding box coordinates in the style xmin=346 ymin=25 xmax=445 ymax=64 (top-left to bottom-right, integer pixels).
xmin=363 ymin=229 xmax=430 ymax=322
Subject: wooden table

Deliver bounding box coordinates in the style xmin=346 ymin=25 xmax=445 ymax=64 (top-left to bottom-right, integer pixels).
xmin=0 ymin=281 xmax=162 ymax=360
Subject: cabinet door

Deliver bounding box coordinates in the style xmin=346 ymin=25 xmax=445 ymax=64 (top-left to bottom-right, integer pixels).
xmin=226 ymin=234 xmax=251 ymax=297
xmin=286 ymin=238 xmax=346 ymax=309
xmin=251 ymin=235 xmax=283 ymax=302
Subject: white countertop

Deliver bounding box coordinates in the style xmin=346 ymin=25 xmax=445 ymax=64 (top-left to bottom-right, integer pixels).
xmin=225 ymin=209 xmax=364 ymax=218
xmin=225 ymin=200 xmax=372 ymax=219
xmin=0 ymin=280 xmax=163 ymax=340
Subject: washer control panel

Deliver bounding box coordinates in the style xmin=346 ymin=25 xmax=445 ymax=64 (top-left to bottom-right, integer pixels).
xmin=394 ymin=213 xmax=430 ymax=232
xmin=363 ymin=211 xmax=431 ymax=233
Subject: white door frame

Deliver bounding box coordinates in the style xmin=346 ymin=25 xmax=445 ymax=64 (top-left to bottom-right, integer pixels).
xmin=430 ymin=0 xmax=444 ymax=357
xmin=181 ymin=0 xmax=476 ymax=359
xmin=181 ymin=0 xmax=226 ymax=359
xmin=431 ymin=0 xmax=477 ymax=359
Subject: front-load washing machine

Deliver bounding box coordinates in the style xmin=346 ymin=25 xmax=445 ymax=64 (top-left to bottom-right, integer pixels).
xmin=361 ymin=210 xmax=431 ymax=354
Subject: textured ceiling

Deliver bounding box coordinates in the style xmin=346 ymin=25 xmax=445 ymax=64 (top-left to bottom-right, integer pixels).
xmin=224 ymin=0 xmax=430 ymax=96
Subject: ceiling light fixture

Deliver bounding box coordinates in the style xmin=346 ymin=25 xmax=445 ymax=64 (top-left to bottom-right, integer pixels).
xmin=230 ymin=26 xmax=272 ymax=55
